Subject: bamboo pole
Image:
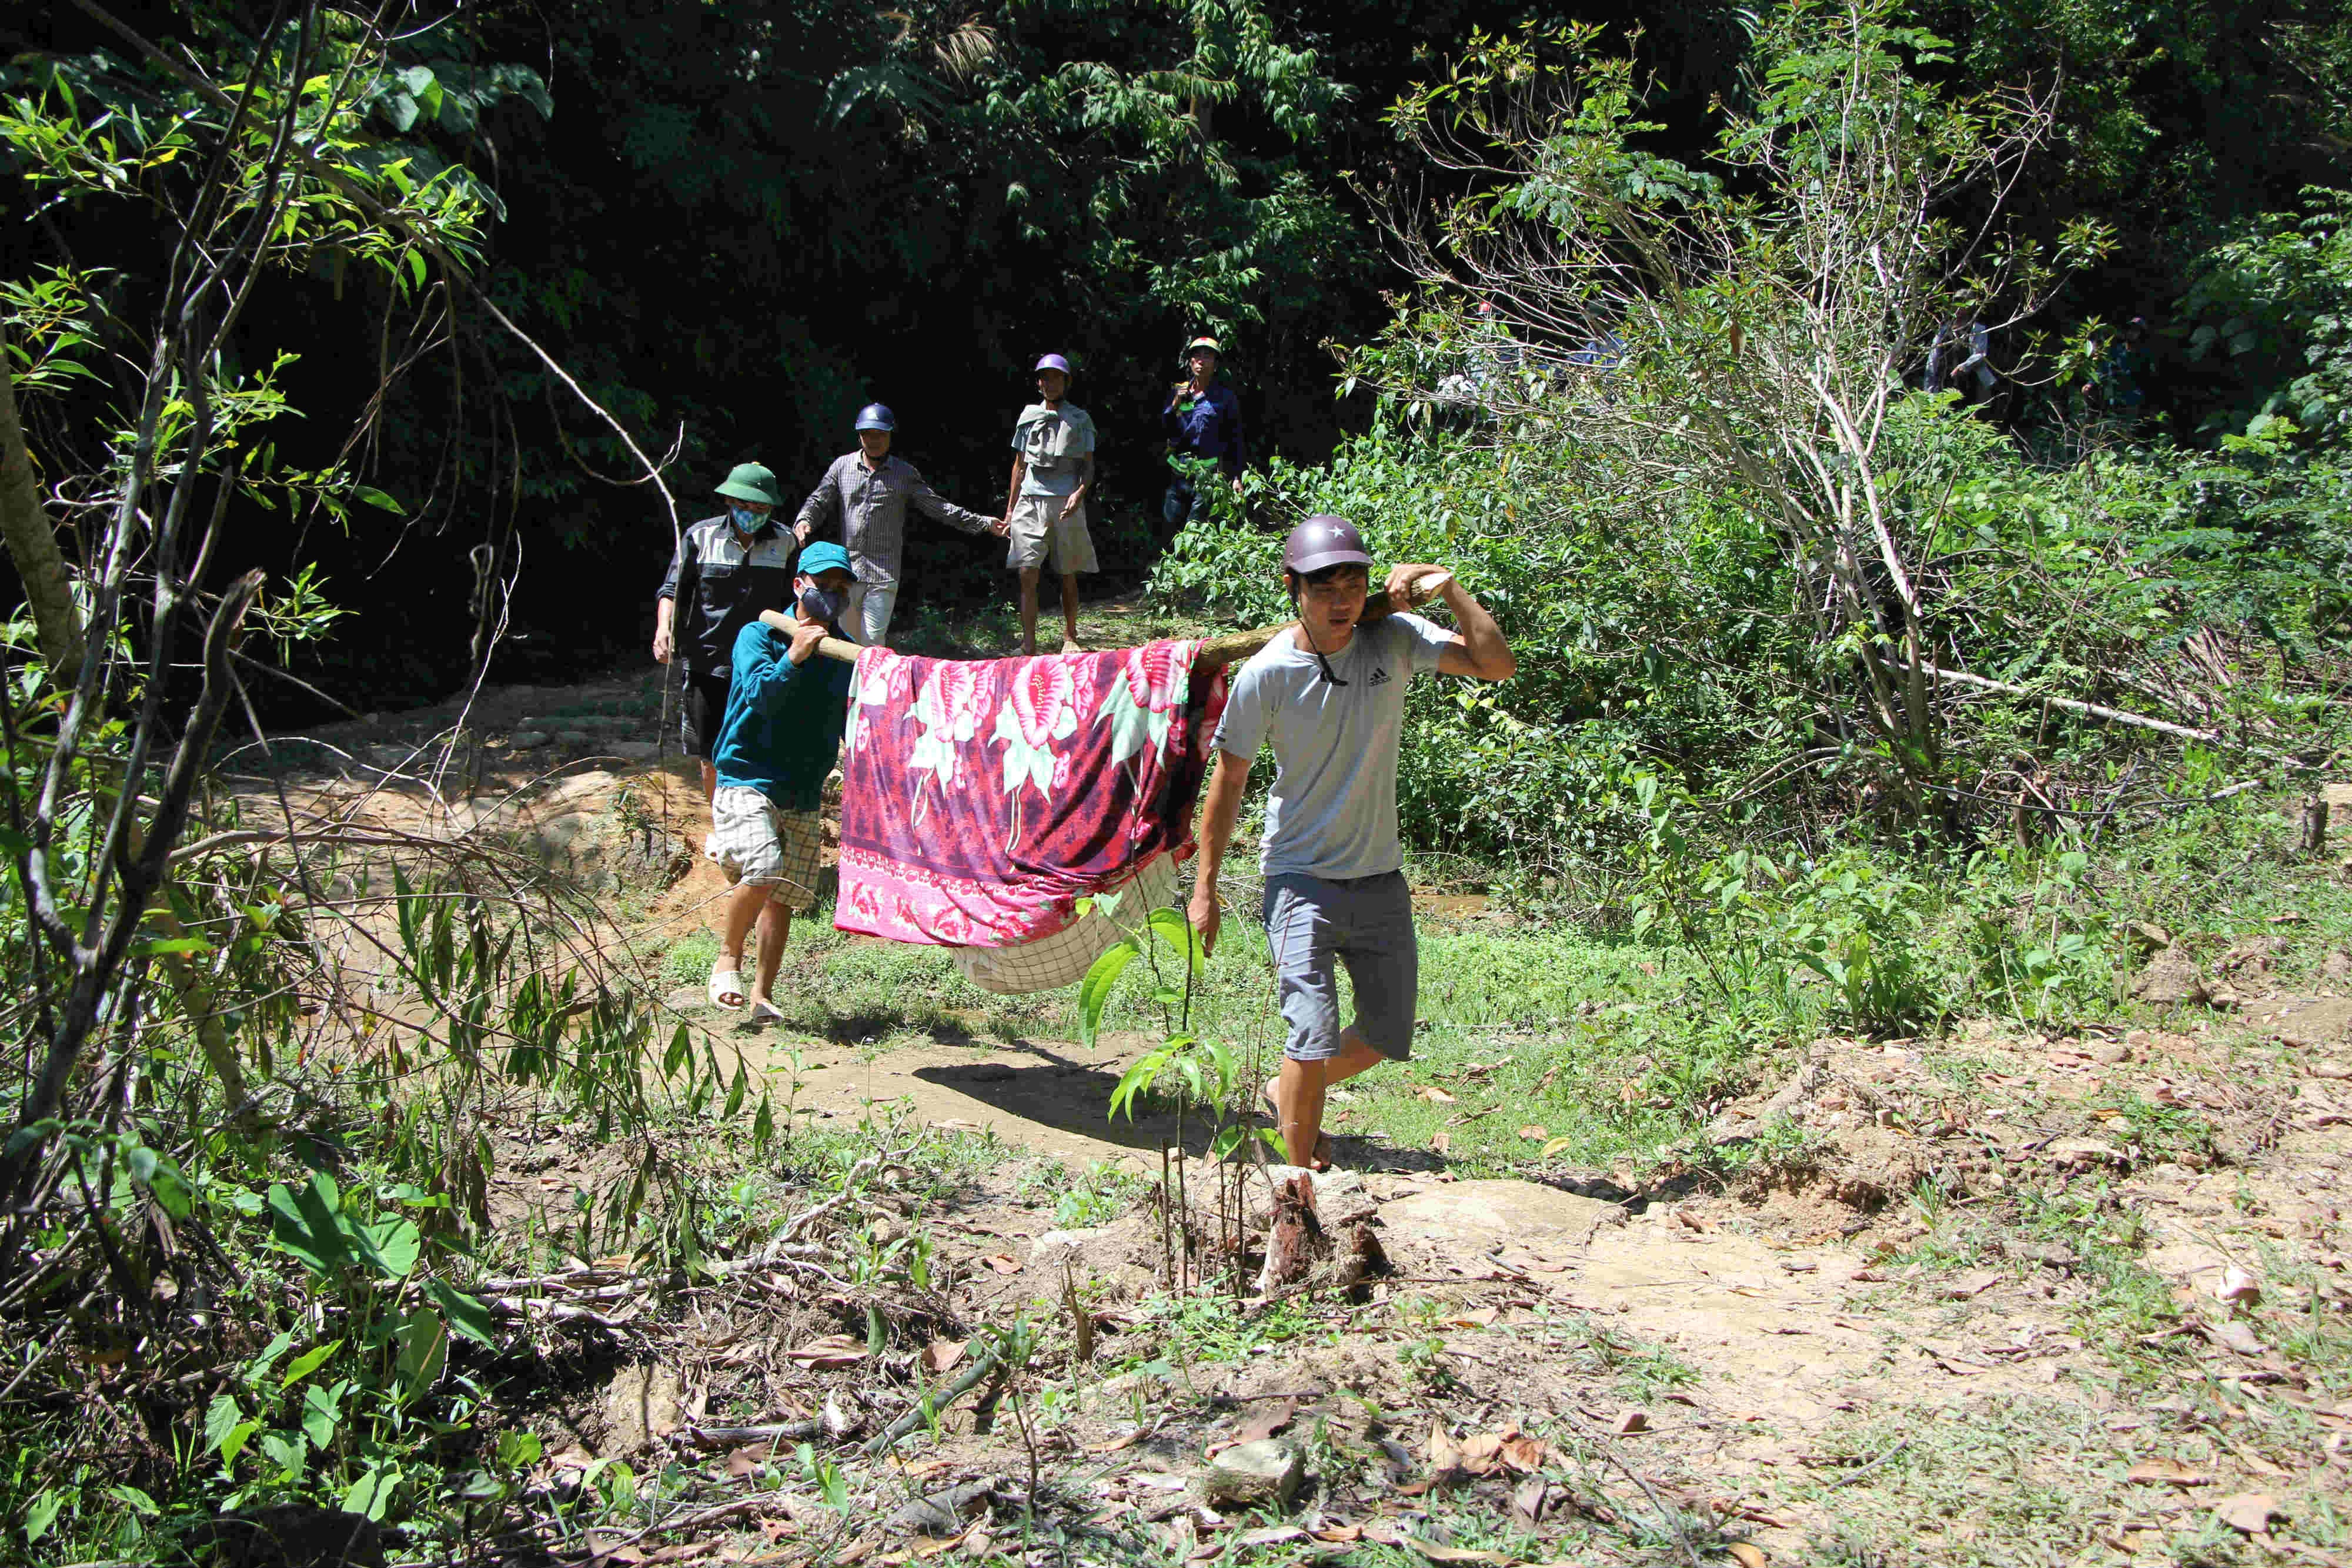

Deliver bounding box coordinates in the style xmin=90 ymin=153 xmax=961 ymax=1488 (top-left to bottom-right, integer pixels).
xmin=810 ymin=571 xmax=1454 ymax=671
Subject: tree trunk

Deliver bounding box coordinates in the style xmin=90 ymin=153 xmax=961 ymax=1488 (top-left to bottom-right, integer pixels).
xmin=0 ymin=323 xmax=86 ymax=677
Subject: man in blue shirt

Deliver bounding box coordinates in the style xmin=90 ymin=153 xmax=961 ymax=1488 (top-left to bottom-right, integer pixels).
xmin=704 ymin=543 xmax=858 ymax=1017
xmin=1161 ymin=336 xmax=1246 ymax=542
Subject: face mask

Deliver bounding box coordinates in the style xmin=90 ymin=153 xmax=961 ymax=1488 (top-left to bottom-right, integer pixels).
xmin=799 ymin=585 xmax=847 ymax=624
xmin=729 ymin=504 xmax=770 ymax=535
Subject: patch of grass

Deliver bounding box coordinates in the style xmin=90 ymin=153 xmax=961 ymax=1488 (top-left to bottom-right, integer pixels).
xmin=662 ymin=928 xmax=721 ymax=989
xmin=1016 ymin=1158 xmax=1145 ymax=1229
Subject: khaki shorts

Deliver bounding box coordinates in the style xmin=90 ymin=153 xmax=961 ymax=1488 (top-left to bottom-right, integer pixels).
xmin=707 ymin=786 xmax=824 ymax=912
xmin=1007 ymin=493 xmax=1098 ymax=574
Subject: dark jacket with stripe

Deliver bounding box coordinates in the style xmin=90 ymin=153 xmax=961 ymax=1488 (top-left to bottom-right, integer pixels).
xmin=656 ymin=516 xmax=798 ymax=681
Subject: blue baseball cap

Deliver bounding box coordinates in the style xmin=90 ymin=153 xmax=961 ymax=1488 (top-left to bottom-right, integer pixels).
xmin=854 ymin=403 xmax=896 ymax=432
xmin=797 ymin=542 xmax=852 ymax=577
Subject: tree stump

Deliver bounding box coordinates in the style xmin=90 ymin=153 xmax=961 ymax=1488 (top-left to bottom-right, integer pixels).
xmin=2297 ymin=795 xmax=2329 ymax=860
xmin=1253 ymin=1171 xmax=1385 ymax=1297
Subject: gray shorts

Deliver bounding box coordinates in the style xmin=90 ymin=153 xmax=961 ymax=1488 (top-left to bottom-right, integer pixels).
xmin=1007 ymin=493 xmax=1098 ymax=574
xmin=1262 ymin=870 xmax=1418 ymax=1063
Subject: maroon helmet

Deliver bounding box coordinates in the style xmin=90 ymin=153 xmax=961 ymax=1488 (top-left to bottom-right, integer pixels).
xmin=1283 ymin=514 xmax=1374 ymax=574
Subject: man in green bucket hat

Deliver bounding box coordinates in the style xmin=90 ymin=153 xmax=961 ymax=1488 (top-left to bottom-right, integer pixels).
xmin=654 ymin=462 xmax=800 ymax=803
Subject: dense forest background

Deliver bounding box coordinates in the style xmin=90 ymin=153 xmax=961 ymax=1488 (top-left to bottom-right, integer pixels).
xmin=7 ymin=0 xmax=2348 ymax=713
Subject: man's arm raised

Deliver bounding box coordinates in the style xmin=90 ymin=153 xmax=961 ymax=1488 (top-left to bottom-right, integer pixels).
xmin=1385 ymin=563 xmax=1514 ymax=683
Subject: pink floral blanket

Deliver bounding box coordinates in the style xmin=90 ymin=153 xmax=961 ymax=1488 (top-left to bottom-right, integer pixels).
xmin=834 ymin=641 xmax=1228 ymax=947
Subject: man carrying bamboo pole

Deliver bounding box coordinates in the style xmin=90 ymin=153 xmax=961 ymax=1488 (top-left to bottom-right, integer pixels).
xmin=703 ymin=543 xmax=857 ymax=1016
xmin=1187 ymin=517 xmax=1515 ymax=1170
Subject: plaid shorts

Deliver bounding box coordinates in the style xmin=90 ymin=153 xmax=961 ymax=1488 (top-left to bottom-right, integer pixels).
xmin=707 ymin=786 xmax=824 ymax=912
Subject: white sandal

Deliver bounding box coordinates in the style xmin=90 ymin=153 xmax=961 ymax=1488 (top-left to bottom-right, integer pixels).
xmin=750 ymin=997 xmax=787 ymax=1022
xmin=707 ymin=963 xmax=747 ymax=1011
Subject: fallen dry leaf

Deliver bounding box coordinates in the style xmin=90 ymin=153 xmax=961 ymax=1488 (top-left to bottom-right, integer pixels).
xmin=2214 ymin=1493 xmax=2280 ymax=1536
xmin=1613 ymin=1409 xmax=1650 ymax=1436
xmin=1517 ymin=1124 xmax=1548 ymax=1141
xmin=1443 ymin=1307 xmax=1499 ymax=1329
xmin=2217 ymin=1266 xmax=2261 ymax=1306
xmin=786 ymin=1335 xmax=868 ymax=1369
xmin=2202 ymin=1318 xmax=2267 ymax=1356
xmin=1406 ymin=1544 xmax=1508 ymax=1565
xmin=920 ymin=1339 xmax=968 ymax=1375
xmin=1726 ymin=1546 xmax=1768 ymax=1568
xmin=2126 ymin=1460 xmax=2213 ymax=1487
xmin=1207 ymin=1398 xmax=1296 ymax=1457
xmin=1235 ymin=1526 xmax=1307 ymax=1549
xmin=1312 ymin=1523 xmax=1364 ymax=1544
xmin=1511 ymin=1476 xmax=1549 ymax=1527
xmin=724 ymin=1443 xmax=771 ymax=1478
xmin=981 ymin=1253 xmax=1021 ymax=1275
xmin=1416 ymin=1086 xmax=1458 ymax=1104
xmin=1944 ymin=1269 xmax=2002 ymax=1300
xmin=1499 ymin=1434 xmax=1549 ymax=1474
xmin=1431 ymin=1131 xmax=1452 ymax=1155
xmin=1426 ymin=1420 xmax=1463 ymax=1476
xmin=1456 ymin=1432 xmax=1505 ymax=1476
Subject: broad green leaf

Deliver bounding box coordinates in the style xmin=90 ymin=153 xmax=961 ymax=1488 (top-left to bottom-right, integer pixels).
xmin=356 ymin=1216 xmax=420 ymax=1280
xmin=343 ymin=1463 xmax=397 ymax=1521
xmin=219 ymin=1420 xmax=260 ymax=1467
xmin=22 ymin=1489 xmax=61 ymax=1543
xmin=108 ymin=1484 xmax=158 ymax=1517
xmin=203 ymin=1392 xmax=245 ymax=1454
xmin=134 ymin=935 xmax=210 ymax=955
xmin=260 ymin=1431 xmax=306 ymax=1482
xmin=1144 ymin=907 xmax=1205 ymax=975
xmin=395 ymin=1308 xmax=447 ymax=1402
xmin=1077 ymin=939 xmax=1139 ymax=1048
xmin=268 ymin=1174 xmax=352 ymax=1276
xmin=1107 ymin=1052 xmax=1163 ymax=1121
xmin=243 ymin=1329 xmax=296 ymax=1387
xmin=279 ymin=1339 xmax=342 ymax=1389
xmin=427 ymin=1278 xmax=496 ymax=1346
xmin=300 ymin=1381 xmax=347 ymax=1449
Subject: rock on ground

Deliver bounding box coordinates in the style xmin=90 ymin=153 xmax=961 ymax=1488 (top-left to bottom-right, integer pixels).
xmin=599 ymin=1363 xmax=685 ymax=1454
xmin=1204 ymin=1439 xmax=1304 ymax=1506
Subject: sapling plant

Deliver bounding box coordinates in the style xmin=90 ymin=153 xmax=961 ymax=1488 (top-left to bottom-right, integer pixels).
xmin=1077 ymin=888 xmax=1277 ymax=1291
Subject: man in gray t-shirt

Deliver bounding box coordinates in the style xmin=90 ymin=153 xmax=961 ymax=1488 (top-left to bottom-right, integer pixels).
xmin=1190 ymin=516 xmax=1515 ymax=1170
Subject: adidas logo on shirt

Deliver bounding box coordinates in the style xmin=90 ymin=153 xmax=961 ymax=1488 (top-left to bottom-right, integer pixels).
xmin=1368 ymin=666 xmax=1391 ymax=686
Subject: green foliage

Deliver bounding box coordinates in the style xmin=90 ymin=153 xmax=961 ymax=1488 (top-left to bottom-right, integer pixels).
xmin=2182 ymin=192 xmax=2352 ymax=439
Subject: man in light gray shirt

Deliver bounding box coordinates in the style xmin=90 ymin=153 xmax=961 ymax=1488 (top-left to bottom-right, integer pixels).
xmin=1189 ymin=516 xmax=1515 ymax=1170
xmin=792 ymin=402 xmax=1006 ymax=646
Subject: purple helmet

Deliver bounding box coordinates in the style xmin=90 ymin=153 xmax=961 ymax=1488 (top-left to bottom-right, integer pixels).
xmin=1283 ymin=515 xmax=1374 ymax=574
xmin=1033 ymin=353 xmax=1073 ymax=376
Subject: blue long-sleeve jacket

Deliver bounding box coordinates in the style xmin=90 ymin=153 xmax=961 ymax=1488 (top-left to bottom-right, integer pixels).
xmin=1162 ymin=383 xmax=1247 ymax=476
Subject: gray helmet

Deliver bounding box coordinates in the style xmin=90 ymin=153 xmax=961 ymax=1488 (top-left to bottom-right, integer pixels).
xmin=1283 ymin=514 xmax=1374 ymax=574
